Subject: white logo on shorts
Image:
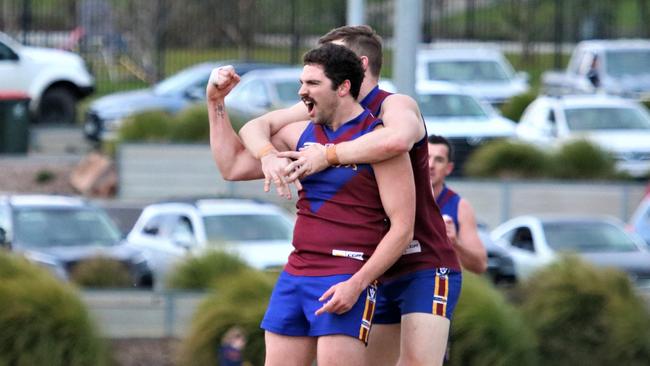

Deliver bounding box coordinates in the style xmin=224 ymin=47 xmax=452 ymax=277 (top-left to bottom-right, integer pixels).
xmin=332 ymin=249 xmax=365 ymax=261
xmin=402 ymin=240 xmax=422 ymax=255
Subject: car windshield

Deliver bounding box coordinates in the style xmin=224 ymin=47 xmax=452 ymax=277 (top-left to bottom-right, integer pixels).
xmin=153 ymin=66 xmax=208 ymax=96
xmin=605 ymin=49 xmax=650 ymax=77
xmin=13 ymin=207 xmax=122 ymax=247
xmin=418 ymin=93 xmax=489 ymax=118
xmin=565 ymin=106 xmax=650 ymax=131
xmin=275 ymin=81 xmax=301 ymax=105
xmin=203 ymin=213 xmax=293 ymax=242
xmin=543 ymin=221 xmax=640 ymax=253
xmin=427 ymin=60 xmax=512 ymax=82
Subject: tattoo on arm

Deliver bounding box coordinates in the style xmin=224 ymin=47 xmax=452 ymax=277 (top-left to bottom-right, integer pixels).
xmin=216 ymin=103 xmax=225 ymax=118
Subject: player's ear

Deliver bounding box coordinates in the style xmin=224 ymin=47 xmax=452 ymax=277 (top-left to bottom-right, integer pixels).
xmin=338 ymin=80 xmax=351 ymax=97
xmin=445 ymin=162 xmax=455 ymax=176
xmin=359 ymin=56 xmax=370 ymax=72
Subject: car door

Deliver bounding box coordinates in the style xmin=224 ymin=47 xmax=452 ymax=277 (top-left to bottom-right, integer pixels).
xmin=129 ymin=213 xmax=195 ymax=282
xmin=497 ymin=225 xmax=545 ymax=279
xmin=0 ymin=40 xmax=26 ymax=92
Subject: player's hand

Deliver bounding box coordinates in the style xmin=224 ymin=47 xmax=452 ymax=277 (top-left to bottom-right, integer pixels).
xmin=206 ymin=65 xmax=240 ymax=101
xmin=278 ymin=143 xmax=329 ymax=182
xmin=443 ymin=214 xmax=458 ymax=246
xmin=315 ymin=279 xmax=364 ymax=316
xmin=260 ymin=153 xmax=302 ymax=199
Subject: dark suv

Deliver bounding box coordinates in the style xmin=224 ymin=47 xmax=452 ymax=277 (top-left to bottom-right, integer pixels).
xmin=0 ymin=194 xmax=152 ymax=287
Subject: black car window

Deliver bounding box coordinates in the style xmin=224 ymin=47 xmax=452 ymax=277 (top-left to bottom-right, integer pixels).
xmin=511 ymin=227 xmax=534 ymax=252
xmin=0 ymin=42 xmax=18 ymax=61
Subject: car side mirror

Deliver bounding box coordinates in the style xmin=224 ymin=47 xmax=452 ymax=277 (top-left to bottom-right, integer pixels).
xmin=143 ymin=226 xmax=159 ymax=235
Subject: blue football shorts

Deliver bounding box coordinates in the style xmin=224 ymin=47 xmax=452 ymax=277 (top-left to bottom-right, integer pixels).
xmin=373 ymin=268 xmax=462 ymax=324
xmin=261 ymin=271 xmax=378 ymax=344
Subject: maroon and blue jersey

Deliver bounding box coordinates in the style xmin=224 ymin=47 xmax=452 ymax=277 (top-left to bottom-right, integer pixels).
xmin=361 ymin=86 xmax=461 ymax=279
xmin=286 ymin=109 xmax=388 ymax=276
xmin=436 ymin=185 xmax=461 ymax=229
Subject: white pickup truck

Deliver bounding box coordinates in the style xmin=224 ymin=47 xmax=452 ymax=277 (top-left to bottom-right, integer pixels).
xmin=542 ymin=39 xmax=650 ymax=101
xmin=0 ymin=32 xmax=94 ymax=124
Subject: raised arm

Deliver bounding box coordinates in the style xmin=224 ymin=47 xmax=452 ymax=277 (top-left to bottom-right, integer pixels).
xmin=206 ymin=66 xmax=264 ymax=181
xmin=444 ymin=199 xmax=488 ymax=274
xmin=280 ymin=93 xmax=426 ymax=180
xmin=316 ymin=152 xmax=416 ymax=315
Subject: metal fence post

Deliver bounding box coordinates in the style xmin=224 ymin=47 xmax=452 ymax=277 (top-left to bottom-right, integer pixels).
xmin=164 ymin=290 xmax=175 ymax=338
xmin=500 ymin=181 xmax=512 ymax=224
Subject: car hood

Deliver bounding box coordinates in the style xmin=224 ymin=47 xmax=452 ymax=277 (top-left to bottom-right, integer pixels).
xmin=453 ymin=80 xmax=529 ymax=100
xmin=573 ymin=131 xmax=650 ymax=153
xmin=580 ymin=251 xmax=650 ymax=278
xmin=21 ymin=45 xmax=84 ymax=66
xmin=90 ymin=89 xmax=188 ymax=119
xmin=19 ymin=242 xmax=141 ymax=263
xmin=424 ymin=116 xmax=516 ymax=138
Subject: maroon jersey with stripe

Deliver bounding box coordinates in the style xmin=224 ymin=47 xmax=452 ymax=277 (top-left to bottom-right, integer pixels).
xmin=361 ymin=86 xmax=461 ymax=279
xmin=286 ymin=109 xmax=388 ymax=276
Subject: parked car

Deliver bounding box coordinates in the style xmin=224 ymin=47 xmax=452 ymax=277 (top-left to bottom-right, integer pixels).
xmin=126 ymin=198 xmax=295 ymax=285
xmin=490 ymin=215 xmax=650 ymax=287
xmin=83 ymin=61 xmax=283 ymax=143
xmin=0 ymin=32 xmax=94 ymax=124
xmin=542 ymin=39 xmax=650 ymax=101
xmin=416 ymin=46 xmax=529 ymax=107
xmin=630 ymin=195 xmax=650 ymax=245
xmin=478 ymin=223 xmax=516 ymax=284
xmin=516 ymin=94 xmax=650 ymax=177
xmin=418 ymin=81 xmax=517 ymax=175
xmin=225 ymin=66 xmax=303 ymax=126
xmin=0 ymin=195 xmax=152 ymax=287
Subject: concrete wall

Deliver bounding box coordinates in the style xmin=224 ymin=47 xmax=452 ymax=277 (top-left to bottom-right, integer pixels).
xmin=118 ymin=143 xmax=647 ymax=227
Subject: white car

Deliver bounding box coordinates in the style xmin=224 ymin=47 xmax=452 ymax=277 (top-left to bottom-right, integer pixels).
xmin=417 ymin=81 xmax=517 ymax=175
xmin=491 ymin=215 xmax=650 ymax=286
xmin=517 ymin=94 xmax=650 ymax=177
xmin=0 ymin=32 xmax=94 ymax=124
xmin=416 ymin=47 xmax=529 ymax=107
xmin=127 ymin=198 xmax=295 ymax=285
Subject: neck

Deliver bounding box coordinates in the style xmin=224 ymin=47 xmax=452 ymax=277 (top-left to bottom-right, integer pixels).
xmin=357 ymin=72 xmax=379 ymax=101
xmin=328 ymin=100 xmax=365 ymax=131
xmin=432 ymin=182 xmax=445 ymax=198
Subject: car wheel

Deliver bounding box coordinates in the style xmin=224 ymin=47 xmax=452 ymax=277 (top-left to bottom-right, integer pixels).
xmin=38 ymin=87 xmax=77 ymax=124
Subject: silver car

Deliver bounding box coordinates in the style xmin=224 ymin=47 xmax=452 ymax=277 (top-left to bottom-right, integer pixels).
xmin=416 ymin=46 xmax=529 ymax=107
xmin=225 ymin=67 xmax=303 ymax=125
xmin=491 ymin=215 xmax=650 ymax=287
xmin=127 ymin=198 xmax=295 ymax=286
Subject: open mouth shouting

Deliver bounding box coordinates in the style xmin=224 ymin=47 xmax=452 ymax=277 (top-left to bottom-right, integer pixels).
xmin=302 ymin=97 xmax=316 ymax=117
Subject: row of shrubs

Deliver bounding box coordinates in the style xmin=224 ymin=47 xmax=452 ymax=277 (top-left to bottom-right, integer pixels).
xmin=464 ymin=138 xmax=628 ymax=180
xmin=6 ymin=249 xmax=650 ymax=365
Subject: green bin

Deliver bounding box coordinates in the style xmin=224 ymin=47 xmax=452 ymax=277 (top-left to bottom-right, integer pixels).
xmin=0 ymin=92 xmax=30 ymax=154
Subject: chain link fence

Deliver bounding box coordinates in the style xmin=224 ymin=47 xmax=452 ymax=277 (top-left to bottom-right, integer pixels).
xmin=2 ymin=0 xmax=649 ymax=94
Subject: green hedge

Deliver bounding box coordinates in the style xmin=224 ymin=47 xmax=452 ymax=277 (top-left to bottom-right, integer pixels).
xmin=519 ymin=255 xmax=650 ymax=366
xmin=166 ymin=250 xmax=251 ymax=290
xmin=499 ymin=92 xmax=537 ymax=122
xmin=69 ymin=256 xmax=134 ymax=288
xmin=448 ymin=273 xmax=538 ymax=366
xmin=178 ymin=270 xmax=276 ymax=366
xmin=0 ymin=252 xmax=108 ymax=366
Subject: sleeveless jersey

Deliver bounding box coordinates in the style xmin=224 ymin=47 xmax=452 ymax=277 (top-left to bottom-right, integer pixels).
xmin=436 ymin=185 xmax=461 ymax=230
xmin=361 ymin=86 xmax=461 ymax=278
xmin=286 ymin=109 xmax=388 ymax=276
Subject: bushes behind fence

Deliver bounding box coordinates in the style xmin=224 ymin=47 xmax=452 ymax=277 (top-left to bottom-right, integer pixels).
xmin=0 ymin=252 xmax=108 ymax=366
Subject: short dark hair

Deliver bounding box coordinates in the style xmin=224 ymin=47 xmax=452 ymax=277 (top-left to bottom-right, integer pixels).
xmin=427 ymin=134 xmax=454 ymax=162
xmin=303 ymin=43 xmax=364 ymax=100
xmin=318 ymin=25 xmax=383 ymax=78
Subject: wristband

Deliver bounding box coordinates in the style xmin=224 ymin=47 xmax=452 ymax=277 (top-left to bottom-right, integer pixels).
xmin=326 ymin=144 xmax=340 ymax=166
xmin=257 ymin=143 xmax=277 ymax=159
